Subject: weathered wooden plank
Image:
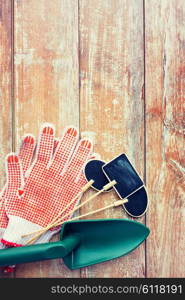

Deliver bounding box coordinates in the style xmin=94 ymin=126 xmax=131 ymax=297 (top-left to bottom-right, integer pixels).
xmin=0 ymin=0 xmax=13 ymax=278
xmin=0 ymin=1 xmax=12 ymax=180
xmin=13 ymin=0 xmax=80 ymax=278
xmin=79 ymin=0 xmax=145 ymax=277
xmin=145 ymin=0 xmax=185 ymax=277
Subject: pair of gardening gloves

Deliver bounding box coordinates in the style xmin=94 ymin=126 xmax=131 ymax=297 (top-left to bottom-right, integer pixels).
xmin=0 ymin=123 xmax=94 ymax=270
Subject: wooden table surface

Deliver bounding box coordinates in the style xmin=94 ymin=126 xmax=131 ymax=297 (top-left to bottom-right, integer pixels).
xmin=0 ymin=0 xmax=184 ymax=278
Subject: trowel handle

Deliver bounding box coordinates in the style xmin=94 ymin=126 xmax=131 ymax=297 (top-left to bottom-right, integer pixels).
xmin=0 ymin=235 xmax=79 ymax=267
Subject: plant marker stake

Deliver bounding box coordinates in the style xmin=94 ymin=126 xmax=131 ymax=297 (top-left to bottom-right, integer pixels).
xmin=24 ymin=180 xmax=116 ymax=244
xmin=27 ymin=197 xmax=128 ymax=245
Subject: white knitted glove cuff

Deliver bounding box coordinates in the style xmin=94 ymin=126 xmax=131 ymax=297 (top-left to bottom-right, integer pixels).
xmin=36 ymin=227 xmax=60 ymax=244
xmin=2 ymin=215 xmax=43 ymax=246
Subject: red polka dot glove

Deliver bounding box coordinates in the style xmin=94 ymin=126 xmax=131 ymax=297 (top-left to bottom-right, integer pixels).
xmin=2 ymin=124 xmax=93 ymax=246
xmin=0 ymin=135 xmax=35 ymax=249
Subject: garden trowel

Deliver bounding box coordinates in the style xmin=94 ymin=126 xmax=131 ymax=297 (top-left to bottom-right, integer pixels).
xmin=0 ymin=219 xmax=149 ymax=270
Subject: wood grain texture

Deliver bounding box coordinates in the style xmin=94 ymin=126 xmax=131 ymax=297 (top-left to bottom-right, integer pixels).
xmin=0 ymin=0 xmax=12 ymax=180
xmin=0 ymin=0 xmax=13 ymax=278
xmin=0 ymin=0 xmax=184 ymax=278
xmin=13 ymin=0 xmax=79 ymax=278
xmin=145 ymin=0 xmax=185 ymax=277
xmin=79 ymin=0 xmax=145 ymax=278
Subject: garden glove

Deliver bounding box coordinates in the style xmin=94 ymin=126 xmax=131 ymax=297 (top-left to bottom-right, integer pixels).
xmin=0 ymin=135 xmax=35 ymax=249
xmin=2 ymin=124 xmax=92 ymax=246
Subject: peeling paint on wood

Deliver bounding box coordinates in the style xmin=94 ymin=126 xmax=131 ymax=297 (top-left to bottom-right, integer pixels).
xmin=0 ymin=1 xmax=12 ymax=211
xmin=0 ymin=0 xmax=12 ymax=161
xmin=0 ymin=0 xmax=184 ymax=278
xmin=13 ymin=0 xmax=80 ymax=278
xmin=0 ymin=0 xmax=13 ymax=278
xmin=79 ymin=0 xmax=145 ymax=278
xmin=145 ymin=0 xmax=185 ymax=277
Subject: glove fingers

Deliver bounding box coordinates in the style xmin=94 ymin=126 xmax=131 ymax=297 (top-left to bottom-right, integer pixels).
xmin=0 ymin=198 xmax=8 ymax=231
xmin=18 ymin=135 xmax=35 ymax=175
xmin=6 ymin=154 xmax=24 ymax=191
xmin=53 ymin=138 xmax=59 ymax=153
xmin=36 ymin=124 xmax=55 ymax=166
xmin=65 ymin=139 xmax=93 ymax=181
xmin=50 ymin=127 xmax=79 ymax=174
xmin=75 ymin=152 xmax=101 ymax=186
